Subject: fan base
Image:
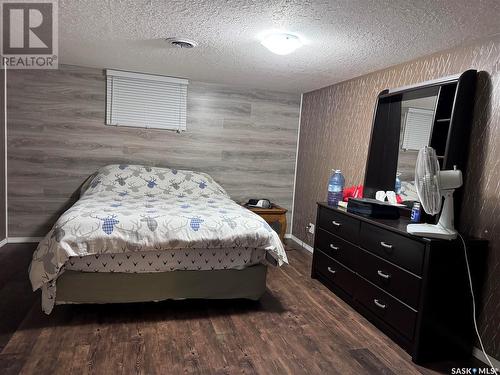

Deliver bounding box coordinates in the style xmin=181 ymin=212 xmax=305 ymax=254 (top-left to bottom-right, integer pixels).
xmin=407 ymin=223 xmax=457 ymax=240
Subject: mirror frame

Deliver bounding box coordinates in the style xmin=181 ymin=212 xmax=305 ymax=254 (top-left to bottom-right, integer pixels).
xmin=363 ymin=71 xmax=477 ymax=217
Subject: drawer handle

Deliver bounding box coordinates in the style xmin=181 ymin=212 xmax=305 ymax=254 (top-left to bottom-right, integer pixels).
xmin=327 ymin=267 xmax=337 ymax=275
xmin=377 ymin=270 xmax=391 ymax=279
xmin=373 ymin=299 xmax=387 ymax=309
xmin=380 ymin=241 xmax=393 ymax=249
xmin=329 ymin=244 xmax=339 ymax=250
xmin=331 ymin=220 xmax=341 ymax=227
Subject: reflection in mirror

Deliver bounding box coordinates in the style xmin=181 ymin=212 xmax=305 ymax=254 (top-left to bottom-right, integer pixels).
xmin=396 ymin=88 xmax=439 ymax=202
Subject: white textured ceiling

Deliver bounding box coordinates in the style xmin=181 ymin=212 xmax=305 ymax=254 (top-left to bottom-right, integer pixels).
xmin=59 ymin=0 xmax=500 ymax=93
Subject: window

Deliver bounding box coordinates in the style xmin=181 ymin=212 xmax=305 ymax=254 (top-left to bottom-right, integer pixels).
xmin=402 ymin=108 xmax=434 ymax=151
xmin=106 ymin=69 xmax=188 ymax=131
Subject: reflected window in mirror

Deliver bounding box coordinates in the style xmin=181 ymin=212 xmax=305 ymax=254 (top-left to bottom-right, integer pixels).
xmin=397 ymin=88 xmax=439 ymax=203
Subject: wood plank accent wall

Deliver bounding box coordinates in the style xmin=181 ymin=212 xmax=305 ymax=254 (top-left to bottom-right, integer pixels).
xmin=294 ymin=36 xmax=500 ymax=359
xmin=7 ymin=64 xmax=300 ymax=237
xmin=0 ymin=67 xmax=5 ymax=242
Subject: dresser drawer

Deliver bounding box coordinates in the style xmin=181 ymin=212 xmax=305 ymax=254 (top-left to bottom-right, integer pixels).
xmin=354 ymin=247 xmax=421 ymax=309
xmin=318 ymin=206 xmax=360 ymax=244
xmin=315 ymin=228 xmax=358 ymax=269
xmin=355 ymin=277 xmax=417 ymax=340
xmin=359 ymin=222 xmax=425 ymax=275
xmin=314 ymin=250 xmax=357 ymax=296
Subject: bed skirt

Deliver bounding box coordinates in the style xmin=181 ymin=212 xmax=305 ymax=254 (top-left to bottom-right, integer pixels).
xmin=55 ymin=265 xmax=268 ymax=305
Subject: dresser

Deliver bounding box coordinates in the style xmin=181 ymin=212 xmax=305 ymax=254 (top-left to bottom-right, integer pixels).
xmin=311 ymin=203 xmax=486 ymax=364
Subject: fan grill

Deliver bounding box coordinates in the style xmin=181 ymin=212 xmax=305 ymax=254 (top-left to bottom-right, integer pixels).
xmin=414 ymin=146 xmax=442 ymax=215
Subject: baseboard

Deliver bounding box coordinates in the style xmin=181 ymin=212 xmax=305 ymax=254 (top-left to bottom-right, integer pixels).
xmin=8 ymin=237 xmax=44 ymax=243
xmin=0 ymin=238 xmax=7 ymax=248
xmin=472 ymin=347 xmax=500 ymax=369
xmin=287 ymin=234 xmax=313 ymax=253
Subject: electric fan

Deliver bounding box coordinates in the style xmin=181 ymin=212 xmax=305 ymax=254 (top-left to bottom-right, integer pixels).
xmin=407 ymin=146 xmax=463 ymax=240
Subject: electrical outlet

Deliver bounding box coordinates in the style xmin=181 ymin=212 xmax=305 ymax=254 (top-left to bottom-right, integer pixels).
xmin=308 ymin=223 xmax=315 ymax=234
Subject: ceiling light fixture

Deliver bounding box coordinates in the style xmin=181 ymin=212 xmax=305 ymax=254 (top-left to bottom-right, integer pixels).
xmin=260 ymin=33 xmax=303 ymax=55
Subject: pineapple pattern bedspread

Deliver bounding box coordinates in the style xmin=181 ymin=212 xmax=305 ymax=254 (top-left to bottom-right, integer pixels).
xmin=29 ymin=164 xmax=287 ymax=309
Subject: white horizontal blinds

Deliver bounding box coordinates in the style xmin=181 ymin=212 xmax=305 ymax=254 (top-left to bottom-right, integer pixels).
xmin=106 ymin=69 xmax=188 ymax=131
xmin=402 ymin=108 xmax=434 ymax=151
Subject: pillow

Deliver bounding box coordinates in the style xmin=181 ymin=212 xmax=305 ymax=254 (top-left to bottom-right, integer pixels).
xmin=82 ymin=164 xmax=229 ymax=199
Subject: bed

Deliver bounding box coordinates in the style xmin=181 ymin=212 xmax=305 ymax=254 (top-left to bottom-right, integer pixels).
xmin=29 ymin=164 xmax=287 ymax=314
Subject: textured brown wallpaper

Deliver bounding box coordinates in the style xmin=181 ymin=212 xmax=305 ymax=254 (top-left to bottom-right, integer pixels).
xmin=7 ymin=65 xmax=300 ymax=237
xmin=294 ymin=36 xmax=500 ymax=359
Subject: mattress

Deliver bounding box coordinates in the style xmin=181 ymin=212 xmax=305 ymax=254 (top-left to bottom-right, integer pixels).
xmin=30 ymin=164 xmax=287 ymax=314
xmin=41 ymin=247 xmax=270 ymax=313
xmin=63 ymin=247 xmax=266 ymax=273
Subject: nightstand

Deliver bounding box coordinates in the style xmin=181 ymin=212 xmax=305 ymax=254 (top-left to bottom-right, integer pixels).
xmin=244 ymin=204 xmax=287 ymax=242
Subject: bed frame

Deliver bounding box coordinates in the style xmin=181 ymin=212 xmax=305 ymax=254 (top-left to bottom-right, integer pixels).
xmin=55 ymin=265 xmax=267 ymax=305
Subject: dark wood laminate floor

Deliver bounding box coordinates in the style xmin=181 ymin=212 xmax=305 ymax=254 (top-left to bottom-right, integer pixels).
xmin=0 ymin=242 xmax=481 ymax=375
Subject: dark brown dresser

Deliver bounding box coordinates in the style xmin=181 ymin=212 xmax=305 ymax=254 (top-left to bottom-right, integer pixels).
xmin=311 ymin=203 xmax=487 ymax=364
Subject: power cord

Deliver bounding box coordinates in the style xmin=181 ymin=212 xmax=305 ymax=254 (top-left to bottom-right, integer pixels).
xmin=304 ymin=224 xmax=315 ymax=250
xmin=296 ymin=225 xmax=308 ymax=251
xmin=293 ymin=224 xmax=313 ymax=252
xmin=458 ymin=233 xmax=498 ymax=374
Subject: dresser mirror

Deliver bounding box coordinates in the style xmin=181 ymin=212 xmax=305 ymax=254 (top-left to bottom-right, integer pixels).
xmin=396 ymin=87 xmax=439 ymax=202
xmin=363 ymin=70 xmax=477 ymax=218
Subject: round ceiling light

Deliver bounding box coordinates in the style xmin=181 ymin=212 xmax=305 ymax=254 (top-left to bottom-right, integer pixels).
xmin=260 ymin=33 xmax=303 ymax=55
xmin=165 ymin=37 xmax=198 ymax=49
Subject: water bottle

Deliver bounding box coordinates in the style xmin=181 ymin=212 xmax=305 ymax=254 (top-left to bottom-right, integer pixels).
xmin=411 ymin=202 xmax=421 ymax=223
xmin=327 ymin=170 xmax=345 ymax=207
xmin=395 ymin=173 xmax=401 ymax=195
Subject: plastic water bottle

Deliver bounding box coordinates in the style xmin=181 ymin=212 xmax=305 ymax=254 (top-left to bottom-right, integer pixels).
xmin=327 ymin=170 xmax=345 ymax=207
xmin=395 ymin=173 xmax=402 ymax=195
xmin=411 ymin=202 xmax=421 ymax=223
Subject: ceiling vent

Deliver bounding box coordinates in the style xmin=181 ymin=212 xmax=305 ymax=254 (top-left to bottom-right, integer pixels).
xmin=165 ymin=38 xmax=198 ymax=49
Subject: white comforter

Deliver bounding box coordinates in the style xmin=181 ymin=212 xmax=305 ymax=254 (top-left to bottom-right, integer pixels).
xmin=29 ymin=164 xmax=287 ymax=312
